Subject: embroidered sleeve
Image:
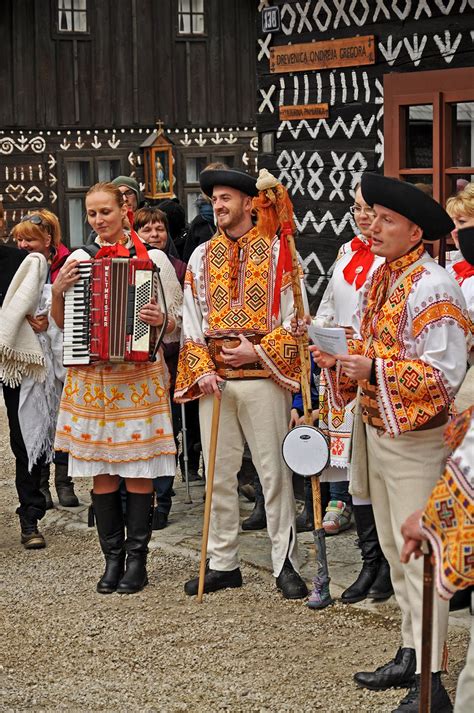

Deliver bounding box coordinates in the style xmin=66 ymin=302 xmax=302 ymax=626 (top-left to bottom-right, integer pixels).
xmin=421 ymin=413 xmax=474 ymax=600
xmin=174 ymin=258 xmax=215 ymax=402
xmin=374 ymin=299 xmax=469 ymax=436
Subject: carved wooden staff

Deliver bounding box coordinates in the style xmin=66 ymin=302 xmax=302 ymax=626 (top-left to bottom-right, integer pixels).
xmin=420 ymin=544 xmax=434 ymax=712
xmin=197 ymin=383 xmax=225 ymax=603
xmin=283 ymin=221 xmax=333 ymax=609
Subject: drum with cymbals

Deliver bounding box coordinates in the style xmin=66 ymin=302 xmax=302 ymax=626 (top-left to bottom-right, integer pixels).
xmin=282 ymin=425 xmax=330 ymax=477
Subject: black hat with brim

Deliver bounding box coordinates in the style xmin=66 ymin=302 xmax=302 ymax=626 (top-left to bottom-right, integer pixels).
xmin=458 ymin=226 xmax=474 ymax=266
xmin=200 ymin=169 xmax=258 ymax=198
xmin=361 ymin=173 xmax=454 ymax=241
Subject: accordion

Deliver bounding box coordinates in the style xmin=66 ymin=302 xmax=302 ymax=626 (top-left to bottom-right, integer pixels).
xmin=63 ymin=257 xmax=167 ymax=366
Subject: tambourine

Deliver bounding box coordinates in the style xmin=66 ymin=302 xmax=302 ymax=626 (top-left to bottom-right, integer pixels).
xmin=282 ymin=425 xmax=330 ymax=477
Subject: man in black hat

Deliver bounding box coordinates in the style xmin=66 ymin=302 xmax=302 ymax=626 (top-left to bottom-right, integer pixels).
xmin=311 ymin=174 xmax=471 ymax=712
xmin=175 ymin=168 xmax=307 ymax=600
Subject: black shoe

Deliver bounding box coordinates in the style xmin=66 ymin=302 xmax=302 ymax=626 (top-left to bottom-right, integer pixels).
xmin=116 ymin=492 xmax=153 ymax=594
xmin=152 ymin=510 xmax=168 ymax=531
xmin=92 ymin=490 xmax=125 ymax=594
xmin=367 ymin=559 xmax=394 ymax=601
xmin=391 ymin=673 xmax=453 ymax=712
xmin=296 ymin=508 xmax=314 ymax=533
xmin=276 ymin=558 xmax=308 ymax=600
xmin=354 ymin=647 xmax=416 ymax=691
xmin=341 ymin=562 xmax=379 ymax=604
xmin=242 ymin=500 xmax=266 ymax=531
xmin=184 ymin=567 xmax=242 ymax=596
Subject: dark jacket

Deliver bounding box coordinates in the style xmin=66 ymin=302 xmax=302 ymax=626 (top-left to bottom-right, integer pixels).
xmin=0 ymin=245 xmax=27 ymax=306
xmin=182 ymin=213 xmax=216 ymax=263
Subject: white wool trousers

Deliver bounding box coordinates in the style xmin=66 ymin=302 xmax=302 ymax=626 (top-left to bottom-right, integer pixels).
xmin=199 ymin=378 xmax=298 ymax=577
xmin=366 ymin=423 xmax=450 ymax=673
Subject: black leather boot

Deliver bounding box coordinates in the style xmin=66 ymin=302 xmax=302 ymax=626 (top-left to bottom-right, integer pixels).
xmin=92 ymin=490 xmax=125 ymax=594
xmin=391 ymin=673 xmax=453 ymax=712
xmin=354 ymin=647 xmax=416 ymax=690
xmin=367 ymin=557 xmax=394 ymax=600
xmin=341 ymin=504 xmax=382 ymax=604
xmin=39 ymin=465 xmax=53 ymax=510
xmin=242 ymin=473 xmax=266 ymax=530
xmin=55 ymin=463 xmax=79 ymax=507
xmin=116 ymin=491 xmax=153 ymax=594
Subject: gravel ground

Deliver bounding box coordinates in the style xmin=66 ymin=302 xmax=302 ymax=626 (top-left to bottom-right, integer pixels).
xmin=0 ymin=406 xmax=469 ymax=712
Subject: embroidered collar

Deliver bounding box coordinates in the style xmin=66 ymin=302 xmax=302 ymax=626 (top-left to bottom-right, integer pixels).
xmin=387 ymin=242 xmax=425 ymax=273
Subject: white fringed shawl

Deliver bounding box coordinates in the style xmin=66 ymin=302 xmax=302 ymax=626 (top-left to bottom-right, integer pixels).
xmin=0 ymin=252 xmax=48 ymax=387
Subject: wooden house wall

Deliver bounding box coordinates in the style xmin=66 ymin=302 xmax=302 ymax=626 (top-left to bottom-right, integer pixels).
xmin=256 ymin=0 xmax=474 ymax=311
xmin=0 ymin=0 xmax=256 ymax=130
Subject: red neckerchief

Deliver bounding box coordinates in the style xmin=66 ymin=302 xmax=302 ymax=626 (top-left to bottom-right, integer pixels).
xmin=342 ymin=236 xmax=375 ymax=290
xmin=95 ymin=229 xmax=149 ymax=259
xmin=453 ymin=259 xmax=474 ymax=285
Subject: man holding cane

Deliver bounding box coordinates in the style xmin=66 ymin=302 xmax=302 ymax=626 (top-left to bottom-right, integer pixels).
xmin=311 ymin=174 xmax=470 ymax=712
xmin=175 ymin=167 xmax=307 ymax=600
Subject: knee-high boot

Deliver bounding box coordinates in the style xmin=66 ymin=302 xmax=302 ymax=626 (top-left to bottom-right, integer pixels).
xmin=242 ymin=470 xmax=266 ymax=531
xmin=116 ymin=491 xmax=154 ymax=595
xmin=92 ymin=490 xmax=125 ymax=594
xmin=341 ymin=504 xmax=386 ymax=604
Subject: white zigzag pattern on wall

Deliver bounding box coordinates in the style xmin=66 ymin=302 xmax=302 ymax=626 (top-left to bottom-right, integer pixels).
xmin=277 ymin=114 xmax=376 ymax=140
xmin=294 ymin=210 xmax=355 ymax=236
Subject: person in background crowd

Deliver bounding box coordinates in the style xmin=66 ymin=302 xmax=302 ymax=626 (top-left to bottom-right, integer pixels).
xmin=310 ymin=184 xmax=393 ymax=605
xmin=134 ymin=206 xmax=186 ymax=529
xmin=0 ymin=244 xmax=48 ymax=548
xmin=311 ymin=174 xmax=470 ymax=712
xmin=175 ymin=167 xmax=308 ymax=600
xmin=446 ymin=187 xmax=474 ymax=342
xmin=11 ymin=210 xmax=79 ymax=510
xmin=157 ymin=198 xmax=188 ymax=259
xmin=111 ymin=175 xmax=143 ymax=215
xmin=52 ymin=182 xmax=182 ymax=594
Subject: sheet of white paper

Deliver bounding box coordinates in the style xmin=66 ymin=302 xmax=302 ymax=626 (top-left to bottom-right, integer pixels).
xmin=307 ymin=325 xmax=348 ymax=356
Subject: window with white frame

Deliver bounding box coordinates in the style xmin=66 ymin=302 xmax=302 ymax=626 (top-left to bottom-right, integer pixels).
xmin=178 ymin=0 xmax=205 ymax=35
xmin=58 ymin=0 xmax=88 ymax=33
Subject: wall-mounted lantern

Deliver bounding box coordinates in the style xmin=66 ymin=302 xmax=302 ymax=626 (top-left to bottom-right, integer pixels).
xmin=140 ymin=120 xmax=174 ymax=200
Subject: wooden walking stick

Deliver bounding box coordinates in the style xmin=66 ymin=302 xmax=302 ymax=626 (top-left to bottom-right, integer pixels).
xmin=197 ymin=383 xmax=225 ymax=603
xmin=254 ymin=169 xmax=333 ymax=609
xmin=420 ymin=543 xmax=434 ymax=712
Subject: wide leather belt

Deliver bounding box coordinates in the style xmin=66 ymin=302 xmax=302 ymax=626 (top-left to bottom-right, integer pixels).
xmin=207 ymin=335 xmax=271 ymax=380
xmin=361 ymin=383 xmax=448 ymax=432
xmin=414 ymin=408 xmax=449 ymax=431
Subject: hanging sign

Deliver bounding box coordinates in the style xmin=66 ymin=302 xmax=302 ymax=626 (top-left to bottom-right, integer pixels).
xmin=279 ymin=104 xmax=329 ymax=121
xmin=270 ymin=35 xmax=375 ymax=73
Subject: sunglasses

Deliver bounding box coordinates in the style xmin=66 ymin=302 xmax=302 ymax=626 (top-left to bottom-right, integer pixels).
xmin=20 ymin=213 xmax=45 ymax=225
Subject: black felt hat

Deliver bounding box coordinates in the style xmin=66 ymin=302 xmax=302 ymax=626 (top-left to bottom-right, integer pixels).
xmin=200 ymin=169 xmax=258 ymax=198
xmin=458 ymin=226 xmax=474 ymax=266
xmin=361 ymin=173 xmax=454 ymax=241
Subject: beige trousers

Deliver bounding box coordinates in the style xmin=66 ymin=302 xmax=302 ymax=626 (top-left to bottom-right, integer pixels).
xmin=366 ymin=424 xmax=450 ymax=673
xmin=199 ymin=379 xmax=298 ymax=577
xmin=454 ymin=595 xmax=474 ymax=713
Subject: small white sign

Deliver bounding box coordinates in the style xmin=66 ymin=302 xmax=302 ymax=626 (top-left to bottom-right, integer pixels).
xmin=262 ymin=6 xmax=280 ymax=34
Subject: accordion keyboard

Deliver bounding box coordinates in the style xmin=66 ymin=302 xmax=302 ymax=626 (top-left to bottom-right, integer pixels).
xmin=63 ymin=261 xmax=94 ymax=365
